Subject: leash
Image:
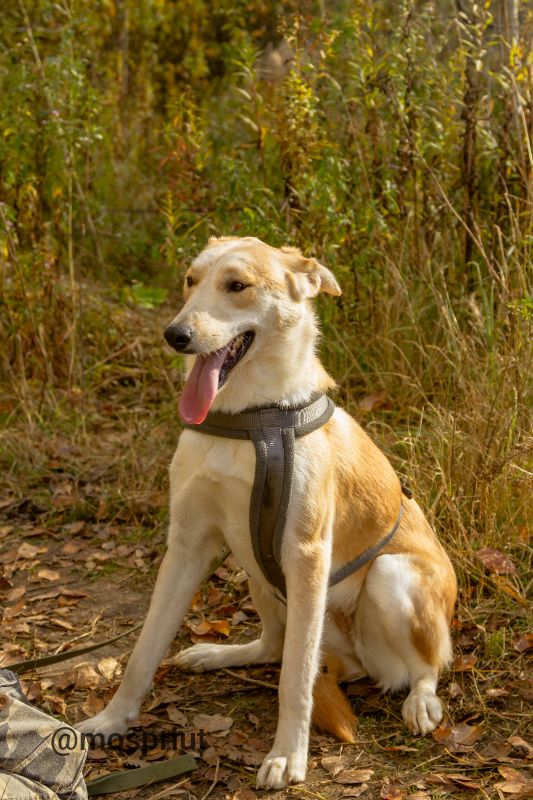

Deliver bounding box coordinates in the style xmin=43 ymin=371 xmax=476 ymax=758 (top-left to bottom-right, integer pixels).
xmin=183 ymin=395 xmax=407 ymax=598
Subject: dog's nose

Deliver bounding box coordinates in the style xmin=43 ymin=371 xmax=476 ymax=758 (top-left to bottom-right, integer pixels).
xmin=164 ymin=325 xmax=193 ymax=351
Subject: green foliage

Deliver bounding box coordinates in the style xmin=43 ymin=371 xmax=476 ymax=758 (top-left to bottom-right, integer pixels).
xmin=0 ymin=0 xmax=531 ymax=596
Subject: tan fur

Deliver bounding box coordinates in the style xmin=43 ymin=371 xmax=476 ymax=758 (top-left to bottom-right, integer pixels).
xmin=313 ymin=653 xmax=356 ymax=743
xmin=77 ymin=236 xmax=457 ymax=790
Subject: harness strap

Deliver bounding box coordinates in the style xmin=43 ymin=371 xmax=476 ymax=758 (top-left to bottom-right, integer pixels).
xmin=329 ymin=502 xmax=404 ymax=587
xmin=248 ymin=428 xmax=294 ymax=596
xmin=189 ymin=394 xmax=334 ymax=439
xmin=183 ymin=395 xmax=405 ymax=598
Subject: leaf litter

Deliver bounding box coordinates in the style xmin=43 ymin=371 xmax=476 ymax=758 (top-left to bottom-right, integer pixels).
xmin=0 ymin=390 xmax=531 ymax=798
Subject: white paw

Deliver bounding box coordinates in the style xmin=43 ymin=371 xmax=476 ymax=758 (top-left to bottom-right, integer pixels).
xmin=174 ymin=643 xmax=224 ymax=673
xmin=256 ymin=750 xmax=307 ymax=789
xmin=402 ymin=690 xmax=443 ymax=735
xmin=75 ymin=708 xmax=129 ymax=744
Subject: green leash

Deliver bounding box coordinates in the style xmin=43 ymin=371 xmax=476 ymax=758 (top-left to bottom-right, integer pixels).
xmin=86 ymin=754 xmax=197 ymax=795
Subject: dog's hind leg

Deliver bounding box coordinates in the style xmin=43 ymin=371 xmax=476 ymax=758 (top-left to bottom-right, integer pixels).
xmin=76 ymin=489 xmax=224 ymax=741
xmin=175 ymin=578 xmax=285 ymax=672
xmin=354 ymin=552 xmax=455 ymax=735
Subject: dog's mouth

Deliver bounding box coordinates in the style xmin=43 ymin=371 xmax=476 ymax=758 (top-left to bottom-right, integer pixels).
xmin=179 ymin=331 xmax=255 ymax=425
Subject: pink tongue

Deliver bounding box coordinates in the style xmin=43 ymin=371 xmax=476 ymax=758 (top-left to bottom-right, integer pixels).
xmin=179 ymin=347 xmax=230 ymax=425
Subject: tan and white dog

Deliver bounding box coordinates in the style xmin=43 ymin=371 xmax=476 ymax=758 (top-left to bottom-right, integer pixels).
xmin=77 ymin=237 xmax=457 ymax=789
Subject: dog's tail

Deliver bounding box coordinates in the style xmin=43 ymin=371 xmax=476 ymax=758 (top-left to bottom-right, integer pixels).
xmin=312 ymin=653 xmax=356 ymax=743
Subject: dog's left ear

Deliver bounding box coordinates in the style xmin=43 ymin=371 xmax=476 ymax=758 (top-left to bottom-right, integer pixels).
xmin=284 ymin=252 xmax=342 ymax=299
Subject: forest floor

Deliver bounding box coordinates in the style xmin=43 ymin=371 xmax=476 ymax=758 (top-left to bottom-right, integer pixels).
xmin=0 ymin=302 xmax=531 ymax=800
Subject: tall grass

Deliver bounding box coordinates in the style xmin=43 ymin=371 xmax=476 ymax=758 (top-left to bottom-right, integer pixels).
xmin=0 ymin=1 xmax=531 ymax=608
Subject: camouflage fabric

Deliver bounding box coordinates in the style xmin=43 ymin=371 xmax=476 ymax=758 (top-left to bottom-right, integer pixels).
xmin=0 ymin=670 xmax=88 ymax=800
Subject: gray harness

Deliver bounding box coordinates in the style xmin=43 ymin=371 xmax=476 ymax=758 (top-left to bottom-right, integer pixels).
xmin=183 ymin=394 xmax=404 ymax=599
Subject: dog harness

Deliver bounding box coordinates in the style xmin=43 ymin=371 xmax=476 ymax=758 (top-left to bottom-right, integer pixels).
xmin=183 ymin=394 xmax=406 ymax=599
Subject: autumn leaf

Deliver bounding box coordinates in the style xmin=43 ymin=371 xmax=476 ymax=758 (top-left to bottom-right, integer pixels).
xmin=82 ymin=694 xmax=105 ymax=717
xmin=166 ymin=704 xmax=187 ymax=726
xmin=97 ymin=656 xmax=121 ymax=681
xmin=338 ymin=769 xmax=374 ymax=785
xmin=37 ymin=568 xmax=60 ymax=581
xmin=193 ymin=713 xmax=233 ymax=733
xmin=477 ymin=547 xmax=516 ymax=574
xmin=448 ymin=773 xmax=482 ymax=790
xmin=453 ymin=653 xmax=477 ymax=671
xmin=512 ymin=633 xmax=533 ymax=653
xmin=18 ymin=542 xmax=47 ymax=559
xmin=507 ymin=735 xmax=533 ymax=760
xmin=432 ymin=722 xmax=483 ymax=750
xmin=342 ymin=786 xmax=369 ymax=798
xmin=495 ymin=766 xmax=533 ymax=796
xmin=380 ymin=781 xmax=404 ymax=799
xmin=62 ymin=541 xmax=84 ymax=555
xmin=479 ymin=740 xmax=512 ymax=761
xmin=188 ymin=618 xmax=231 ymax=637
xmin=74 ymin=665 xmax=101 ymax=691
xmin=45 ymin=695 xmax=67 ymax=716
xmin=486 ymin=687 xmax=509 ymax=698
xmin=384 ymin=744 xmax=418 ymax=753
xmin=321 ymin=755 xmax=353 ymax=776
xmin=7 ymin=585 xmax=26 ymax=602
xmin=232 ymin=790 xmax=256 ymax=800
xmin=358 ymin=390 xmax=389 ymax=412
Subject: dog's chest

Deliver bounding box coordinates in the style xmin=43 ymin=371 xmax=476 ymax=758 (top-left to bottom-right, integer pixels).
xmin=177 ymin=430 xmax=256 ymax=485
xmin=173 ymin=430 xmax=308 ymax=589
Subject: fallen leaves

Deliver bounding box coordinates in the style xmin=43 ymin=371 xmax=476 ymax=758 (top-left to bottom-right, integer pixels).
xmin=192 ymin=713 xmax=233 ymax=733
xmin=37 ymin=568 xmax=60 ymax=581
xmin=18 ymin=542 xmax=47 ymax=559
xmin=477 ymin=547 xmax=516 ymax=574
xmin=82 ymin=693 xmax=105 ymax=717
xmin=380 ymin=782 xmax=404 ymax=799
xmin=321 ymin=754 xmax=353 ymax=777
xmin=97 ymin=656 xmax=121 ymax=681
xmin=75 ymin=666 xmax=101 ymax=691
xmin=432 ymin=721 xmax=483 ymax=751
xmin=187 ymin=619 xmax=231 ymax=638
xmin=447 ymin=773 xmax=482 ymax=790
xmin=495 ymin=766 xmax=533 ymax=796
xmin=358 ymin=390 xmax=389 ymax=413
xmin=512 ymin=633 xmax=533 ymax=653
xmin=507 ymin=736 xmax=533 ymax=761
xmin=338 ymin=768 xmax=374 ymax=785
xmin=453 ymin=653 xmax=478 ymax=671
xmin=166 ymin=704 xmax=187 ymax=726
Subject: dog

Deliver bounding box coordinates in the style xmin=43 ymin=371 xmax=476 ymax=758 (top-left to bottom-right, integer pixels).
xmin=77 ymin=236 xmax=457 ymax=789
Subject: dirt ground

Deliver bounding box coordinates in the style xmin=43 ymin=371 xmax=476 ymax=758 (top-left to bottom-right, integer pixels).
xmin=0 ymin=322 xmax=531 ymax=799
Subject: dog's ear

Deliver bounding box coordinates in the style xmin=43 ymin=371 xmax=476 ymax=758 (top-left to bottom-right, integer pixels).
xmin=283 ymin=250 xmax=342 ymax=299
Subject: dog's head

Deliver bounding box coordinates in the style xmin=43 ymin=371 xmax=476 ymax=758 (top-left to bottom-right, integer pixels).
xmin=164 ymin=236 xmax=341 ymax=424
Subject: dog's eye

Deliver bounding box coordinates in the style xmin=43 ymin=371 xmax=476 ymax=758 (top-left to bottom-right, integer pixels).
xmin=185 ymin=276 xmax=194 ymax=288
xmin=228 ymin=281 xmax=248 ymax=292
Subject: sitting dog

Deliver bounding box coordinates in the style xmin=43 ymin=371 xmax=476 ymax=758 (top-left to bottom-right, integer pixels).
xmin=77 ymin=237 xmax=457 ymax=789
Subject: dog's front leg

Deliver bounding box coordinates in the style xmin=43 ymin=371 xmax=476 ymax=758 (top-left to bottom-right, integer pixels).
xmin=76 ymin=515 xmax=223 ymax=740
xmin=256 ymin=532 xmax=331 ymax=790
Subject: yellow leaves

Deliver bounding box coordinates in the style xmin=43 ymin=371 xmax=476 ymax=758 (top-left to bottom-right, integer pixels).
xmin=187 ymin=618 xmax=231 ymax=638
xmin=97 ymin=656 xmax=121 ymax=681
xmin=37 ymin=568 xmax=60 ymax=581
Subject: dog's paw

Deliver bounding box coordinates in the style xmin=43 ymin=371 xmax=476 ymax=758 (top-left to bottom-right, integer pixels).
xmin=402 ymin=690 xmax=443 ymax=735
xmin=75 ymin=709 xmax=129 ymax=743
xmin=256 ymin=750 xmax=307 ymax=789
xmin=173 ymin=643 xmax=223 ymax=673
